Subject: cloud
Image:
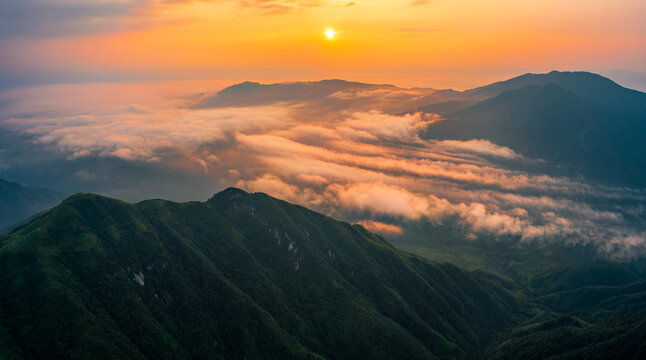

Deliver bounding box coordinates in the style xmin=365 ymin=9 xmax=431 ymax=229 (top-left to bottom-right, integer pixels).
xmin=238 ymin=0 xmax=325 ymax=13
xmin=326 ymin=182 xmax=452 ymax=220
xmin=411 ymin=0 xmax=431 ymax=5
xmin=437 ymin=139 xmax=522 ymax=159
xmin=0 ymin=0 xmax=151 ymax=39
xmin=326 ymin=88 xmax=422 ymax=101
xmin=458 ymin=203 xmax=524 ymax=235
xmin=338 ymin=111 xmax=440 ymax=143
xmin=237 ymin=174 xmax=301 ymax=202
xmin=0 ymin=0 xmax=340 ymax=39
xmin=354 ymin=220 xmax=403 ymax=235
xmin=602 ymin=232 xmax=646 ymax=260
xmin=1 ymin=80 xmax=645 ymax=258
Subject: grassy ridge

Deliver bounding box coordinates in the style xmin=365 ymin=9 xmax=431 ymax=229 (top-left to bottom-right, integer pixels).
xmin=0 ymin=189 xmax=524 ymax=359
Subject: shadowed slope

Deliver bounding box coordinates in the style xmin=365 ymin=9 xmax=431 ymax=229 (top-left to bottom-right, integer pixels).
xmin=424 ymin=83 xmax=646 ymax=185
xmin=0 ymin=178 xmax=66 ymax=234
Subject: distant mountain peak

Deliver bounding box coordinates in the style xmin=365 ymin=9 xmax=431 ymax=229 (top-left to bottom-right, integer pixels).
xmin=209 ymin=187 xmax=249 ymax=202
xmin=465 ymin=70 xmax=621 ymax=97
xmin=217 ymin=79 xmax=375 ymax=95
xmin=196 ymin=79 xmax=395 ymax=108
xmin=424 ymin=74 xmax=646 ymax=186
xmin=217 ymin=81 xmax=263 ymax=94
xmin=461 ymin=70 xmax=646 ymax=118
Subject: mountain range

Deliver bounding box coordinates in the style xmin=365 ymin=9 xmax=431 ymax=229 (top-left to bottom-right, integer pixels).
xmin=2 ymin=70 xmax=646 ymax=359
xmin=194 ymin=79 xmax=409 ymax=108
xmin=421 ymin=71 xmax=646 ymax=186
xmin=195 ymin=71 xmax=646 ymax=186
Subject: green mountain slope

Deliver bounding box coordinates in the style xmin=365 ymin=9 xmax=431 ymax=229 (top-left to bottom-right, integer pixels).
xmin=0 ymin=178 xmax=66 ymax=234
xmin=530 ymin=262 xmax=646 ymax=322
xmin=0 ymin=188 xmax=524 ymax=360
xmin=489 ymin=312 xmax=646 ymax=360
xmin=395 ymin=229 xmax=646 ymax=360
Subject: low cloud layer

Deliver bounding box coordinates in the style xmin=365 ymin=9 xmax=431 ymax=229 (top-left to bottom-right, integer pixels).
xmin=1 ymin=81 xmax=645 ymax=258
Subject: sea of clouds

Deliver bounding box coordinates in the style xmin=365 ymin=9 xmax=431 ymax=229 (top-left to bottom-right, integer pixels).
xmin=1 ymin=80 xmax=645 ymax=258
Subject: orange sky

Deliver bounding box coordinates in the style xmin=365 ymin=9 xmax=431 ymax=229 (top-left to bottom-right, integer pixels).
xmin=1 ymin=0 xmax=645 ymax=88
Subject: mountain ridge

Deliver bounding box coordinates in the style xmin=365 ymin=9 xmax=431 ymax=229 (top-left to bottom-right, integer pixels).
xmin=423 ymin=81 xmax=646 ymax=186
xmin=0 ymin=188 xmax=524 ymax=359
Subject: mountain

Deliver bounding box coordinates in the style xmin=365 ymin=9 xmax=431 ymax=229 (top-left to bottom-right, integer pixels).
xmin=0 ymin=177 xmax=66 ymax=234
xmin=423 ymin=82 xmax=646 ymax=185
xmin=463 ymin=71 xmax=646 ymax=117
xmin=417 ymin=71 xmax=646 ymax=117
xmin=489 ymin=312 xmax=646 ymax=360
xmin=395 ymin=224 xmax=646 ymax=359
xmin=194 ymin=80 xmax=400 ymax=108
xmin=601 ymin=69 xmax=646 ymax=93
xmin=530 ymin=261 xmax=646 ymax=322
xmin=193 ymin=79 xmax=439 ymax=115
xmin=0 ymin=188 xmax=524 ymax=360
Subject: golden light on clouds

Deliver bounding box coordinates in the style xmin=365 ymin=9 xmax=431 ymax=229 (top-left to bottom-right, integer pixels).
xmin=4 ymin=80 xmax=644 ymax=257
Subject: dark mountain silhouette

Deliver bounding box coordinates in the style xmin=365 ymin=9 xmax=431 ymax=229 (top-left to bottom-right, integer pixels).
xmin=194 ymin=79 xmax=403 ymax=108
xmin=423 ymin=79 xmax=646 ymax=185
xmin=0 ymin=177 xmax=66 ymax=234
xmin=463 ymin=71 xmax=646 ymax=117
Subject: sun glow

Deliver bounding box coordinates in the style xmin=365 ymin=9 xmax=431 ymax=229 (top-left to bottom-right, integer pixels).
xmin=325 ymin=29 xmax=336 ymax=39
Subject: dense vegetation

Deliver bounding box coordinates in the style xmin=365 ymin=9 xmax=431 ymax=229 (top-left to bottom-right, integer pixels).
xmin=489 ymin=312 xmax=646 ymax=360
xmin=488 ymin=260 xmax=646 ymax=359
xmin=1 ymin=188 xmax=645 ymax=359
xmin=395 ymin=224 xmax=646 ymax=359
xmin=0 ymin=188 xmax=527 ymax=359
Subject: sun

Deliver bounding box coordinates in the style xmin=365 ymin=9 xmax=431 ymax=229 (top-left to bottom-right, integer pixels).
xmin=325 ymin=29 xmax=336 ymax=39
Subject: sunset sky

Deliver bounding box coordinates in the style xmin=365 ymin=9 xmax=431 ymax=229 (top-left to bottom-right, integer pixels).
xmin=1 ymin=0 xmax=645 ymax=89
